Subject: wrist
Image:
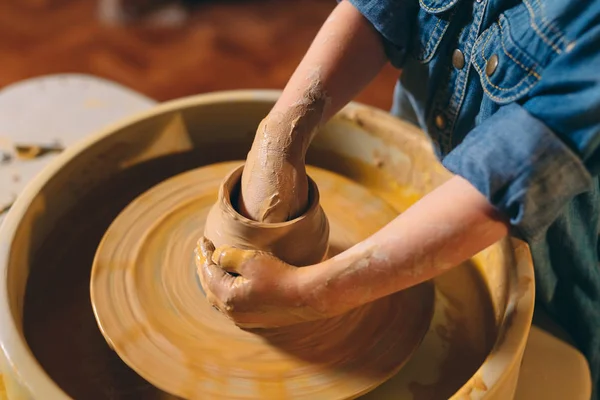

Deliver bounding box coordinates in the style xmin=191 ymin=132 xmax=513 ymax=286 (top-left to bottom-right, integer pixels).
xmin=257 ymin=84 xmax=329 ymax=161
xmin=296 ymin=259 xmax=353 ymax=319
xmin=252 ymin=114 xmax=304 ymax=162
xmin=296 ymin=263 xmax=331 ymax=319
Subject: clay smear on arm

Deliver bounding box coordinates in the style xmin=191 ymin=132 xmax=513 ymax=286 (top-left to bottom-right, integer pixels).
xmin=238 ymin=0 xmax=388 ymax=223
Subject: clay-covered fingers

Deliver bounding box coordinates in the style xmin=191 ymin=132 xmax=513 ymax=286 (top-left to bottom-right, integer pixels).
xmin=212 ymin=245 xmax=261 ymax=276
xmin=195 ymin=237 xmax=242 ymax=315
xmin=196 ymin=236 xmax=215 ymax=265
xmin=195 ymin=236 xmax=217 ymax=288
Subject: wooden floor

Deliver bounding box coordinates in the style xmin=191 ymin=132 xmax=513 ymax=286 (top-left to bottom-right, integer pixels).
xmin=0 ymin=0 xmax=399 ymax=109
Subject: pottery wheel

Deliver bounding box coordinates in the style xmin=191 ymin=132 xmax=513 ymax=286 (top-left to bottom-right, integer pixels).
xmin=90 ymin=160 xmax=434 ymax=399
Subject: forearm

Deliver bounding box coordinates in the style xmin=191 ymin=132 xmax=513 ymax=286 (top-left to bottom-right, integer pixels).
xmin=306 ymin=175 xmax=510 ymax=316
xmin=239 ymin=0 xmax=388 ymax=222
xmin=263 ymin=0 xmax=388 ymax=157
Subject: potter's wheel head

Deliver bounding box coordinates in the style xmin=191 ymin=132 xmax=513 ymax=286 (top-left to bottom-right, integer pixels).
xmin=90 ymin=161 xmax=434 ymax=399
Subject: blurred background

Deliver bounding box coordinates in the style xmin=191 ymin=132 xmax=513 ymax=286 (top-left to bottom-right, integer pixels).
xmin=0 ymin=0 xmax=399 ymax=109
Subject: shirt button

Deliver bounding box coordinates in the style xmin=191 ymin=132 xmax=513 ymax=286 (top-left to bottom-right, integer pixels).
xmin=486 ymin=54 xmax=499 ymax=76
xmin=452 ymin=49 xmax=465 ymax=69
xmin=435 ymin=114 xmax=446 ymax=130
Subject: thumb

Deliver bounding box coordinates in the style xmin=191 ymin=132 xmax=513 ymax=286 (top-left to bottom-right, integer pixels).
xmin=212 ymin=245 xmax=259 ymax=276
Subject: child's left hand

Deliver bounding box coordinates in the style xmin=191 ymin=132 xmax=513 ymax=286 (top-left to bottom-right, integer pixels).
xmin=195 ymin=237 xmax=328 ymax=329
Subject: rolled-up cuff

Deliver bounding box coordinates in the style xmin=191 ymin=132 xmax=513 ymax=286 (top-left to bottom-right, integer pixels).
xmin=443 ymin=103 xmax=592 ymax=241
xmin=344 ymin=0 xmax=415 ymax=69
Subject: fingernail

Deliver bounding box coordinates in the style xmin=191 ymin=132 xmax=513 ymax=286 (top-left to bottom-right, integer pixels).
xmin=212 ymin=245 xmax=229 ymax=265
xmin=199 ymin=236 xmax=215 ymax=253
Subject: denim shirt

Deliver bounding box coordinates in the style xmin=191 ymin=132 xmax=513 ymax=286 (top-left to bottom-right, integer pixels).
xmin=347 ymin=0 xmax=600 ymax=395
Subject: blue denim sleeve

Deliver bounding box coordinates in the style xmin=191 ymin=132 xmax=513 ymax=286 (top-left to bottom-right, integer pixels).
xmin=443 ymin=28 xmax=600 ymax=240
xmin=443 ymin=104 xmax=592 ymax=240
xmin=342 ymin=0 xmax=417 ymax=68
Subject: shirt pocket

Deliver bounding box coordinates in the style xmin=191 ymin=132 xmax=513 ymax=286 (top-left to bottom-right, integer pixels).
xmin=414 ymin=0 xmax=461 ymax=63
xmin=471 ymin=13 xmax=544 ymax=104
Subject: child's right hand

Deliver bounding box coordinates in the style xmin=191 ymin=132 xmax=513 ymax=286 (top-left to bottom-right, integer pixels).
xmin=236 ymin=0 xmax=389 ymax=223
xmin=237 ymin=115 xmax=309 ymax=223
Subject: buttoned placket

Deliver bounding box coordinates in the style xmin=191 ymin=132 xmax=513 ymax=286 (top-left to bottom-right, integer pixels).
xmin=433 ymin=0 xmax=489 ymax=154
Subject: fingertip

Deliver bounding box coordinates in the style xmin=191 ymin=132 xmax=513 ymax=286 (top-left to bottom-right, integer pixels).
xmin=213 ymin=245 xmax=253 ymax=275
xmin=212 ymin=245 xmax=235 ymax=265
xmin=198 ymin=258 xmax=234 ymax=302
xmin=202 ymin=258 xmax=226 ymax=280
xmin=198 ymin=236 xmax=215 ymax=254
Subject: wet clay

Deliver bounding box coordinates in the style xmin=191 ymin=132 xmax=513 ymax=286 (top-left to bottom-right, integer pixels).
xmin=23 ymin=147 xmax=496 ymax=400
xmin=14 ymin=142 xmax=64 ymax=160
xmin=204 ymin=165 xmax=329 ymax=267
xmin=90 ymin=161 xmax=434 ymax=399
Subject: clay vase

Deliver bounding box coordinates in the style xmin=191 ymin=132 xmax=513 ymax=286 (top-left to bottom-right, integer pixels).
xmin=204 ymin=165 xmax=329 ymax=266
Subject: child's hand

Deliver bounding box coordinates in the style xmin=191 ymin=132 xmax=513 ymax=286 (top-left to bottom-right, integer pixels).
xmin=237 ymin=117 xmax=309 ymax=223
xmin=235 ymin=0 xmax=389 ymax=224
xmin=237 ymin=126 xmax=308 ymax=223
xmin=195 ymin=237 xmax=327 ymax=328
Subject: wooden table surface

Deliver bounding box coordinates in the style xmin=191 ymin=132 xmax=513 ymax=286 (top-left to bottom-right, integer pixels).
xmin=0 ymin=0 xmax=399 ymax=109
